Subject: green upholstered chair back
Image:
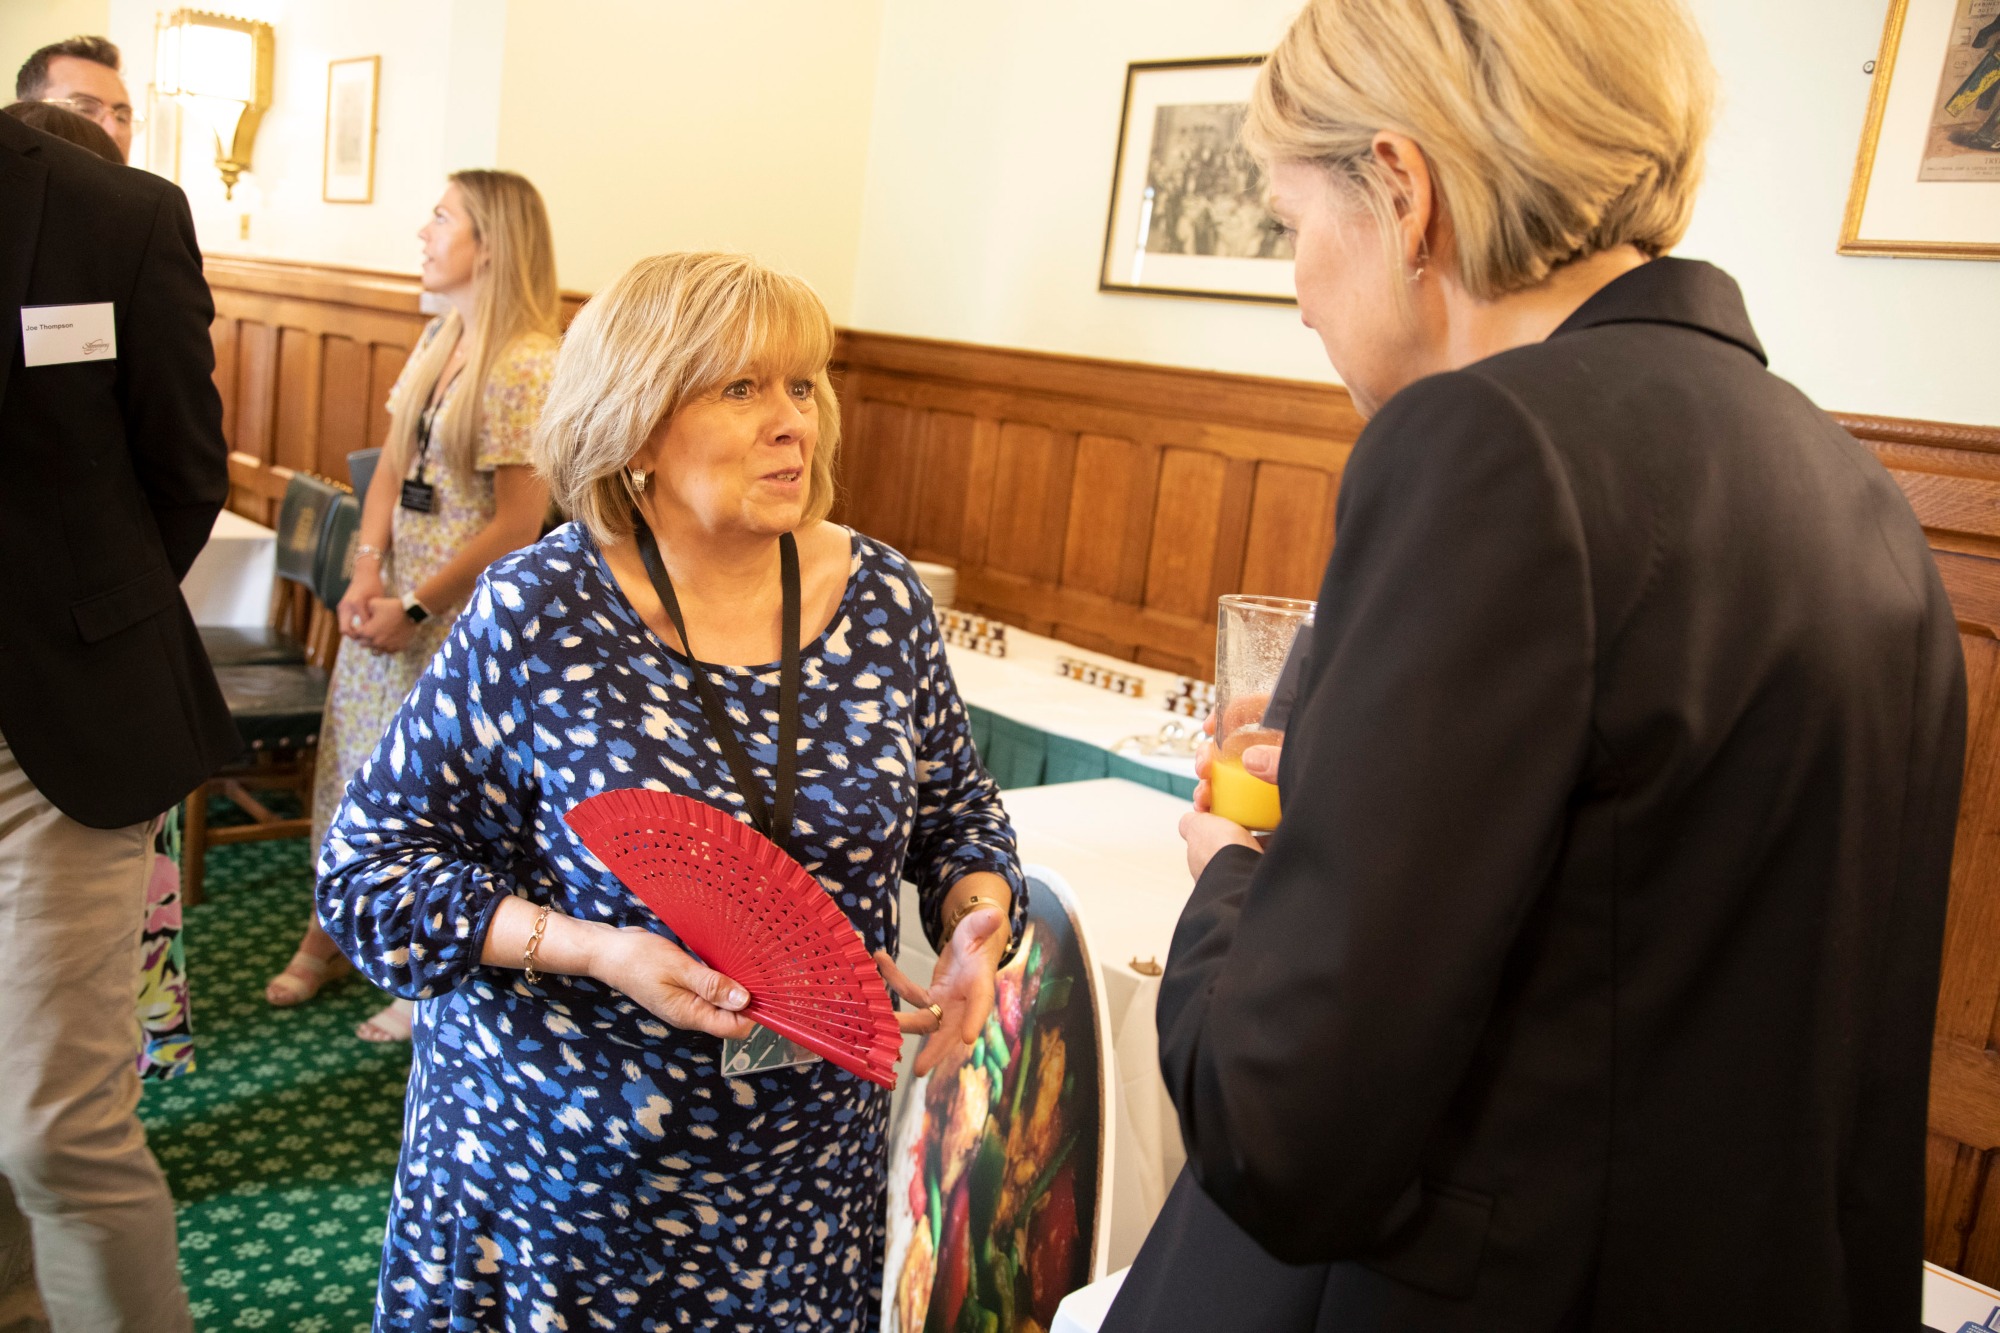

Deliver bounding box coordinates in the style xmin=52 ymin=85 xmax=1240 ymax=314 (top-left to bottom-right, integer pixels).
xmin=347 ymin=447 xmax=382 ymax=502
xmin=273 ymin=473 xmax=343 ymax=588
xmin=312 ymin=493 xmax=361 ymax=607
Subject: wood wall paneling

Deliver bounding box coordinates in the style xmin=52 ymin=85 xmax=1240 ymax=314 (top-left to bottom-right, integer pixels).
xmin=204 ymin=259 xmax=433 ymax=484
xmin=203 ymin=260 xmax=2000 ymax=1290
xmin=1849 ymin=412 xmax=2000 ymax=1285
xmin=317 ymin=336 xmax=371 ymax=465
xmin=202 ymin=257 xmax=594 ymax=487
xmin=832 ymin=332 xmax=1359 ymax=676
xmin=1143 ymin=448 xmax=1231 ymax=623
xmin=909 ymin=410 xmax=977 ymax=561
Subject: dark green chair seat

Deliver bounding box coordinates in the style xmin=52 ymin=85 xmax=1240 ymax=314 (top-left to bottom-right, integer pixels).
xmin=213 ymin=664 xmax=327 ymax=751
xmin=198 ymin=625 xmax=306 ymax=667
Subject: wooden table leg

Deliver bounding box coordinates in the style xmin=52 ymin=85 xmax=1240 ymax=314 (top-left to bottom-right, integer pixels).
xmin=181 ymin=785 xmax=209 ymax=908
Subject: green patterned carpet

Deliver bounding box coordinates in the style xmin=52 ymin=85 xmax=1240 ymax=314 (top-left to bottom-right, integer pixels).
xmin=139 ymin=835 xmax=408 ymax=1332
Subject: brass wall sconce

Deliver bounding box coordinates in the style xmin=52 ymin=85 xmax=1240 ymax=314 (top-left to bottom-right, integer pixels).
xmin=154 ymin=8 xmax=273 ymax=199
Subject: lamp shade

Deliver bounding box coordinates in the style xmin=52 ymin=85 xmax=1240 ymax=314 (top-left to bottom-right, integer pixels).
xmin=153 ymin=8 xmax=274 ymax=199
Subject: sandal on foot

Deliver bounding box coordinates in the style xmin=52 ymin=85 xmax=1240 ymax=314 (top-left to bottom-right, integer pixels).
xmin=356 ymin=998 xmax=414 ymax=1043
xmin=265 ymin=951 xmax=349 ymax=1007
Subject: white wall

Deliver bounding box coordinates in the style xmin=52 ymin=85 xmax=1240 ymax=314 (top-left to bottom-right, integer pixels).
xmin=91 ymin=1 xmax=887 ymax=314
xmin=0 ymin=0 xmax=111 ymax=96
xmin=105 ymin=0 xmax=506 ymax=274
xmin=850 ymin=0 xmax=1332 ymax=385
xmin=493 ymin=0 xmax=884 ymax=320
xmin=1680 ymin=0 xmax=1992 ymax=426
xmin=72 ymin=1 xmax=1994 ymax=425
xmin=849 ymin=0 xmax=2000 ymax=426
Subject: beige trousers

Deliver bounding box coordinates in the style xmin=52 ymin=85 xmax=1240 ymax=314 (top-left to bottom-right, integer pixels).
xmin=0 ymin=733 xmax=190 ymax=1333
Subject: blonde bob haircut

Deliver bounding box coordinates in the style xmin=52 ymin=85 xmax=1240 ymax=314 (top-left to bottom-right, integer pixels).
xmin=1247 ymin=0 xmax=1716 ymax=300
xmin=535 ymin=252 xmax=841 ymax=546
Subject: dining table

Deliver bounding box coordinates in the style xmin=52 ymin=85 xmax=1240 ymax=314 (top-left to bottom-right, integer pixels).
xmin=944 ymin=625 xmax=1199 ymax=799
xmin=180 ymin=508 xmax=277 ymax=626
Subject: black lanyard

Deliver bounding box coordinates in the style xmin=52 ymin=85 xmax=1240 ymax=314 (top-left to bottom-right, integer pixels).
xmin=632 ymin=504 xmax=802 ymax=852
xmin=411 ymin=367 xmax=462 ymax=484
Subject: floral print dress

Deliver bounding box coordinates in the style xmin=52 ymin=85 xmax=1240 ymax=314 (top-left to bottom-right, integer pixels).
xmin=315 ymin=523 xmax=1026 ymax=1332
xmin=309 ymin=321 xmax=557 ymax=850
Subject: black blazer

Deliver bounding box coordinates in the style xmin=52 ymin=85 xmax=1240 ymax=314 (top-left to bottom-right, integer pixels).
xmin=1108 ymin=260 xmax=1964 ymax=1331
xmin=0 ymin=115 xmax=237 ymax=828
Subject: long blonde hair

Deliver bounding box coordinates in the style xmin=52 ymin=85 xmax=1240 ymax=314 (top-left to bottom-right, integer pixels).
xmin=1246 ymin=0 xmax=1714 ymax=300
xmin=386 ymin=169 xmax=559 ymax=479
xmin=534 ymin=252 xmax=842 ymax=547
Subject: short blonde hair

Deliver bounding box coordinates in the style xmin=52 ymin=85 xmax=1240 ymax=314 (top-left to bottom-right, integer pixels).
xmin=535 ymin=252 xmax=841 ymax=545
xmin=1247 ymin=0 xmax=1715 ymax=300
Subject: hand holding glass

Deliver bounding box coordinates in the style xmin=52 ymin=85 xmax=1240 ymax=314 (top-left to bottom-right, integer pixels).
xmin=1209 ymin=594 xmax=1314 ymax=833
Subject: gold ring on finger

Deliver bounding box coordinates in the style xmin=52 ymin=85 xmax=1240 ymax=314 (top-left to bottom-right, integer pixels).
xmin=926 ymin=1003 xmax=944 ymax=1022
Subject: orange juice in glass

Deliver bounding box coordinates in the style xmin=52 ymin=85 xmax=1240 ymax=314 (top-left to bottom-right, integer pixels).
xmin=1211 ymin=594 xmax=1314 ymax=834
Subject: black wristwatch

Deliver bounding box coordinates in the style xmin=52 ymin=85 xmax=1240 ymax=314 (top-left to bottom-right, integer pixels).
xmin=400 ymin=591 xmax=430 ymax=624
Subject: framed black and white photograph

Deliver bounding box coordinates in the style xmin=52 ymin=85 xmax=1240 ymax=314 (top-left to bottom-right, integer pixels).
xmin=1099 ymin=56 xmax=1296 ymax=304
xmin=1842 ymin=0 xmax=2000 ymax=259
xmin=322 ymin=55 xmax=380 ymax=205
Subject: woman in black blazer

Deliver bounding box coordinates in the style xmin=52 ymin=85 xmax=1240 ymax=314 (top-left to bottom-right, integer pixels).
xmin=1105 ymin=1 xmax=1965 ymax=1330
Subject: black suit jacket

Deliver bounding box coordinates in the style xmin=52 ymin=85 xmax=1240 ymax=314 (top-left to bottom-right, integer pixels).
xmin=0 ymin=114 xmax=237 ymax=828
xmin=1109 ymin=259 xmax=1964 ymax=1331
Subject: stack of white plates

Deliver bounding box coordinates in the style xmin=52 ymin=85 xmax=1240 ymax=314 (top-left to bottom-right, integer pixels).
xmin=910 ymin=561 xmax=958 ymax=608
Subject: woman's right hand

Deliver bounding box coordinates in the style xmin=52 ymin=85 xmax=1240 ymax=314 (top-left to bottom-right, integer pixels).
xmin=589 ymin=925 xmax=756 ymax=1040
xmin=338 ymin=565 xmax=386 ymax=641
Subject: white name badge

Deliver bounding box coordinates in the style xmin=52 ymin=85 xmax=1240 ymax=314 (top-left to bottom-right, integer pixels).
xmin=21 ymin=302 xmax=116 ymax=367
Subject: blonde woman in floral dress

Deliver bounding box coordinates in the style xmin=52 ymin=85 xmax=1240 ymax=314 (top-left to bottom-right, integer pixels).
xmin=263 ymin=169 xmax=561 ymax=1041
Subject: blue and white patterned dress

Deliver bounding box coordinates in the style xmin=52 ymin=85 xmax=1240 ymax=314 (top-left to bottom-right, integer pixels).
xmin=316 ymin=522 xmax=1025 ymax=1332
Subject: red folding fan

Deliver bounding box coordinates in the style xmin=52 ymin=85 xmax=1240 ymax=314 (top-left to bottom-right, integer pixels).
xmin=563 ymin=787 xmax=903 ymax=1088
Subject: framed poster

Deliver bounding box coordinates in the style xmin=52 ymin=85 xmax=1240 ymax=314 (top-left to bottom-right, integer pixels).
xmin=1842 ymin=0 xmax=2000 ymax=259
xmin=1098 ymin=56 xmax=1296 ymax=304
xmin=322 ymin=55 xmax=380 ymax=204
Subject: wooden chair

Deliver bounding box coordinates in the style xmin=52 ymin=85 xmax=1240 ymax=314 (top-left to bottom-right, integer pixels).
xmin=182 ymin=459 xmax=356 ymax=904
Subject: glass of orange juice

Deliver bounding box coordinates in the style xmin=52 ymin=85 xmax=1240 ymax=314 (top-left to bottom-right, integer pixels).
xmin=1211 ymin=594 xmax=1314 ymax=833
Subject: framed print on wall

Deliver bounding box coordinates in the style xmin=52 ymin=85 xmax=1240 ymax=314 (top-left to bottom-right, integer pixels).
xmin=322 ymin=55 xmax=380 ymax=205
xmin=1098 ymin=56 xmax=1297 ymax=304
xmin=1842 ymin=0 xmax=2000 ymax=259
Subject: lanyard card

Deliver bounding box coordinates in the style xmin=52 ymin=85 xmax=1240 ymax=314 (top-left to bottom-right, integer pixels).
xmin=722 ymin=1027 xmax=824 ymax=1077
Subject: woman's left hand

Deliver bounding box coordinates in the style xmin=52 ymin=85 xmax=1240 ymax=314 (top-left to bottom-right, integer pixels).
xmin=910 ymin=905 xmax=1008 ymax=1077
xmin=355 ymin=596 xmax=419 ymax=654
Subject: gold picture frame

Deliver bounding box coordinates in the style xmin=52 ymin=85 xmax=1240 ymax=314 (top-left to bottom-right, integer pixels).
xmin=1098 ymin=56 xmax=1297 ymax=305
xmin=322 ymin=55 xmax=380 ymax=205
xmin=1841 ymin=0 xmax=2000 ymax=260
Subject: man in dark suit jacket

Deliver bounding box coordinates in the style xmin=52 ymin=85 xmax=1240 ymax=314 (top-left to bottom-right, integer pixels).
xmin=0 ymin=110 xmax=234 ymax=1333
xmin=1105 ymin=259 xmax=1965 ymax=1331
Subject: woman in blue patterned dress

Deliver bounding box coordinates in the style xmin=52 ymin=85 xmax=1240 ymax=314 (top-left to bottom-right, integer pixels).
xmin=316 ymin=252 xmax=1025 ymax=1331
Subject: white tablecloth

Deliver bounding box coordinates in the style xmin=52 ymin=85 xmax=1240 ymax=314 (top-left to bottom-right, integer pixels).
xmin=180 ymin=509 xmax=277 ymax=626
xmin=945 ymin=629 xmax=1197 ymax=785
xmin=892 ymin=778 xmax=1194 ymax=1275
